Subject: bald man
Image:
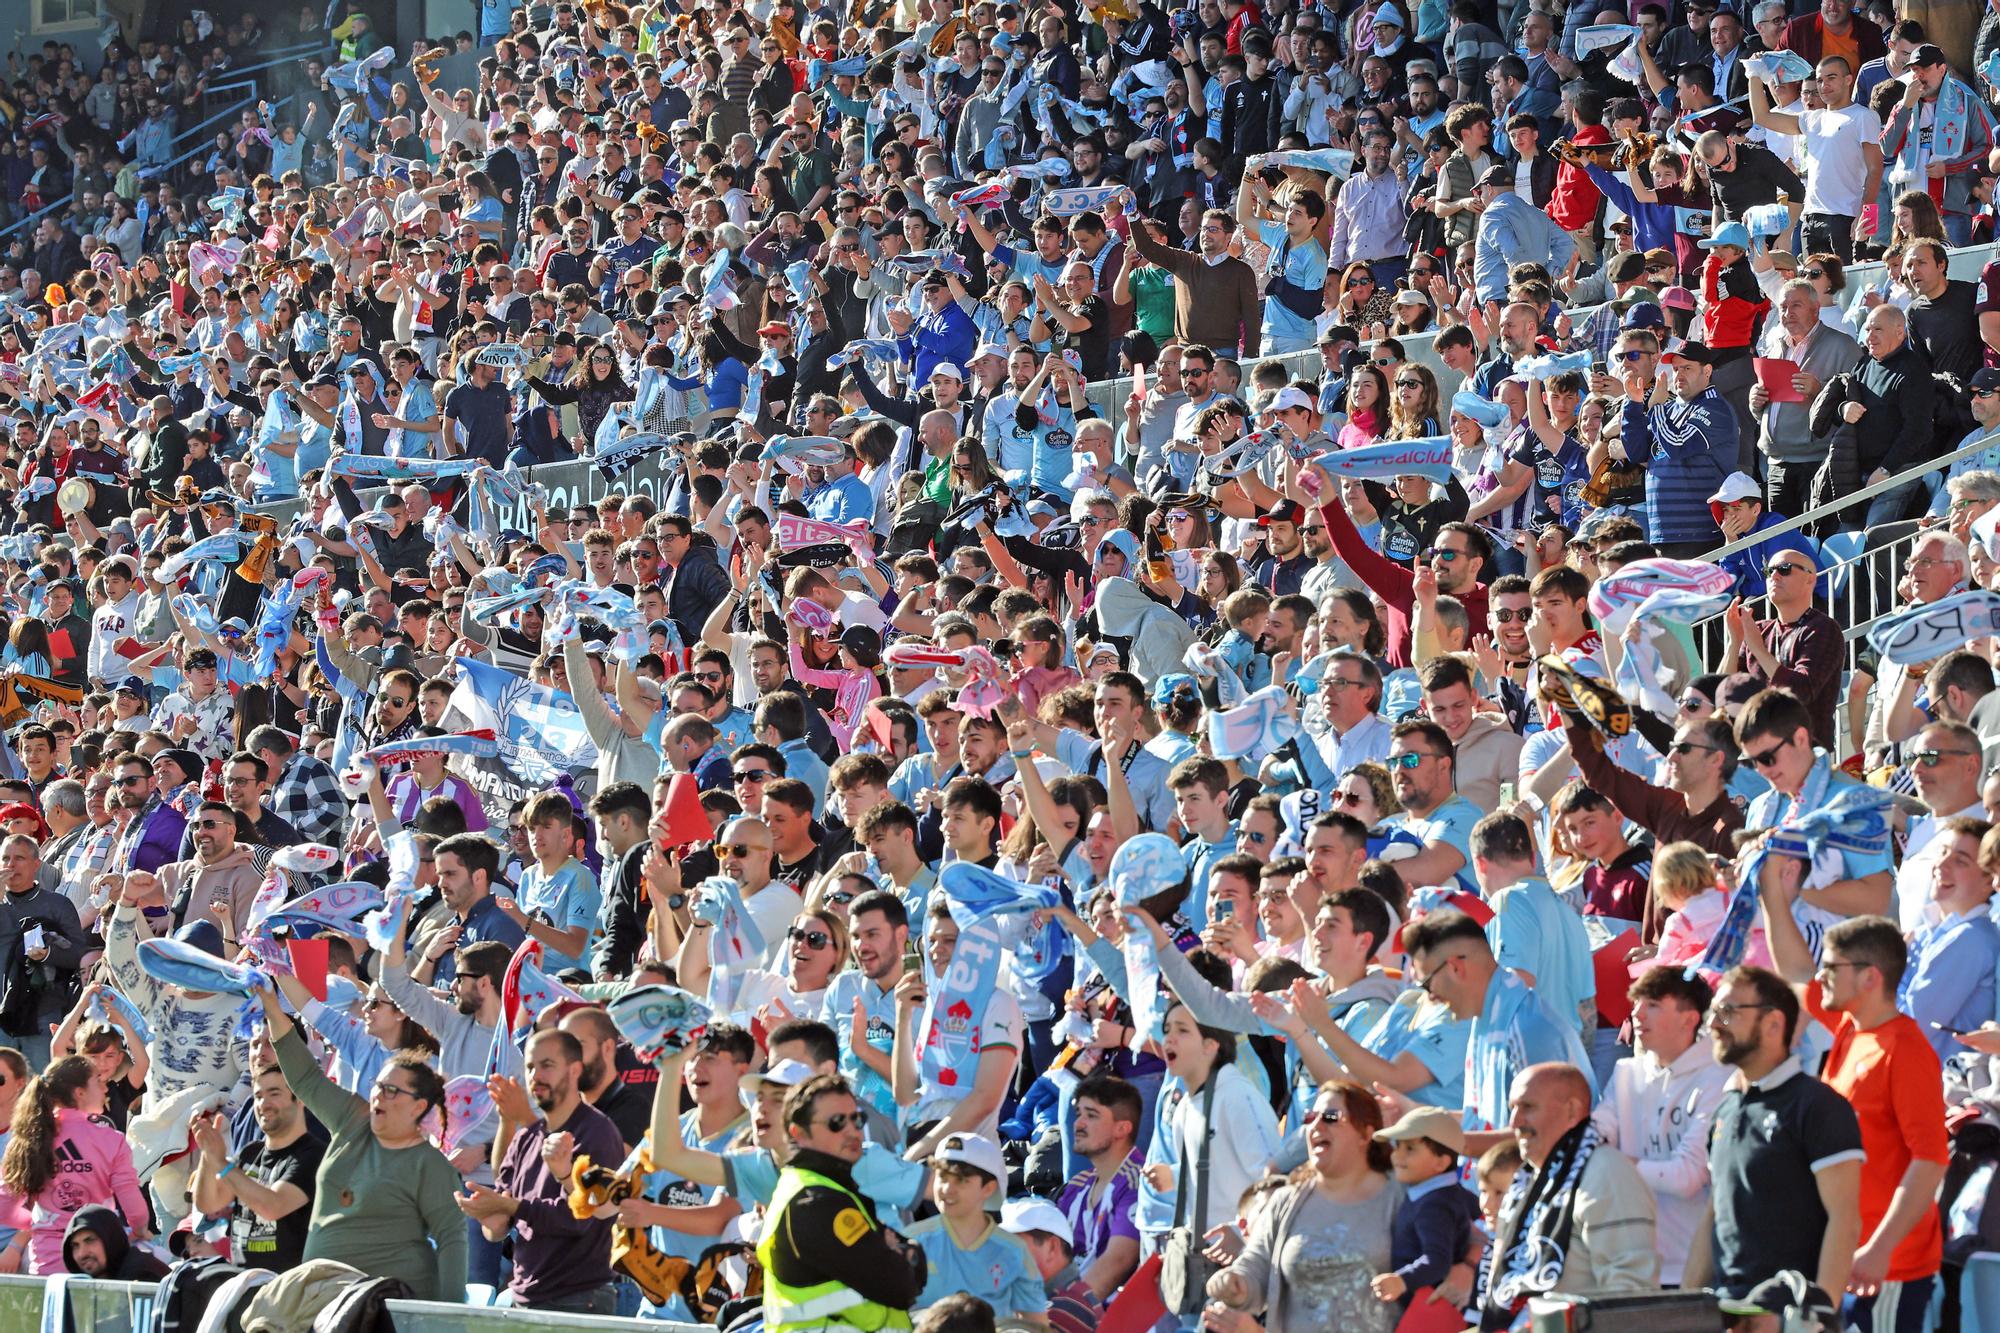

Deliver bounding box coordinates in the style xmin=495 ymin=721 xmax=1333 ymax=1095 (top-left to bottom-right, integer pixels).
xmin=1481 ymin=1063 xmax=1658 ymax=1325
xmin=1724 ymin=539 xmax=1843 ymax=749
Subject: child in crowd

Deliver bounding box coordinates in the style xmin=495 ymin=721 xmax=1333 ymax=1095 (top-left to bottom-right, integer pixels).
xmin=906 ymin=1133 xmax=1049 ymax=1324
xmin=1641 ymin=841 xmax=1772 ymax=976
xmin=1473 ymin=1139 xmax=1524 ymax=1285
xmin=509 ymin=789 xmax=602 ymax=972
xmin=1369 ymin=1105 xmax=1480 ymax=1311
xmin=1214 ymin=588 xmax=1273 ymax=692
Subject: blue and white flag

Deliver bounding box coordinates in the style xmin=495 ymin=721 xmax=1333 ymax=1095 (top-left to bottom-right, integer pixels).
xmin=1207 ymin=686 xmax=1300 ymax=762
xmin=937 ymin=861 xmax=1062 ymax=927
xmin=158 ymin=531 xmax=253 ymax=581
xmin=1109 ymin=833 xmax=1185 ymax=1048
xmin=1043 ymin=186 xmax=1128 ymax=217
xmin=1575 ymin=23 xmax=1636 ymax=57
xmin=1311 ymin=435 xmax=1457 ymax=485
xmin=607 ymin=984 xmax=712 ymax=1064
xmin=1261 ymin=148 xmax=1355 ymax=176
xmin=916 ymin=916 xmax=1006 ymax=1102
xmin=443 ymin=656 xmax=599 ymax=825
xmin=1741 ymin=49 xmax=1813 ymax=84
xmin=695 ymin=876 xmax=766 ymax=1019
xmin=1510 ymin=351 xmax=1595 ymax=380
xmin=327 ymin=454 xmax=485 ymax=482
xmin=1867 ymin=590 xmax=2000 ymax=667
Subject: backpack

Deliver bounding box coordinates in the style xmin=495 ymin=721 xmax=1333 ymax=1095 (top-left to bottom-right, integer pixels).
xmin=150 ymin=1257 xmax=248 ymax=1333
xmin=309 ymin=1276 xmax=412 ymax=1333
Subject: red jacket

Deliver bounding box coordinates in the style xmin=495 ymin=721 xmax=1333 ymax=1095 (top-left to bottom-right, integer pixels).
xmin=1547 ymin=125 xmax=1611 ymax=232
xmin=1779 ymin=12 xmax=1886 ymax=67
xmin=1700 ymin=253 xmax=1768 ymax=351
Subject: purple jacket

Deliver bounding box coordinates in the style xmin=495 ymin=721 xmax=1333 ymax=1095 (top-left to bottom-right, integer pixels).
xmin=122 ymin=790 xmax=190 ymax=875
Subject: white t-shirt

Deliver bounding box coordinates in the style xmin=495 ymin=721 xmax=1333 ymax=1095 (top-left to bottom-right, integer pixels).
xmin=1801 ymin=102 xmax=1883 ymax=214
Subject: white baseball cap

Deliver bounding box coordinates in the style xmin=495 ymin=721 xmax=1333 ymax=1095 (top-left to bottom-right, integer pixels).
xmin=740 ymin=1058 xmax=817 ymax=1103
xmin=1707 ymin=471 xmax=1762 ymax=506
xmin=932 ymin=1130 xmax=1007 ymax=1184
xmin=1000 ymin=1198 xmax=1073 ymax=1246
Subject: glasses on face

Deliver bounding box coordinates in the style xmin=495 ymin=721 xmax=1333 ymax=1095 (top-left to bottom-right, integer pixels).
xmin=1396 ymin=378 xmax=1423 ymax=390
xmin=382 ymin=696 xmax=412 ymax=709
xmin=814 ymin=1113 xmax=857 ymax=1132
xmin=1914 ymin=748 xmax=1980 ymax=767
xmin=1745 ymin=735 xmax=1793 ymax=770
xmin=1706 ymin=1000 xmax=1774 ymax=1024
xmin=373 ymin=1082 xmax=422 ymax=1102
xmin=1370 ymin=355 xmax=1395 ymax=368
xmin=1490 ymin=607 xmax=1531 ymax=625
xmin=1803 ymin=267 xmax=1827 ymax=279
xmin=116 ymin=775 xmax=148 ymax=788
xmin=720 ymin=843 xmax=769 ymax=861
xmin=1668 ymin=740 xmax=1720 ymax=757
xmin=1387 ymin=751 xmax=1437 ymax=770
xmin=787 ymin=925 xmax=832 ymax=949
xmin=1816 ymin=959 xmax=1871 ymax=979
xmin=1423 ymin=548 xmax=1465 ymax=565
xmin=1303 ymin=1105 xmax=1348 ymax=1125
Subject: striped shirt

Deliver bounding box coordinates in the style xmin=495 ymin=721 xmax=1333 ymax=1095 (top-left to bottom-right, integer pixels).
xmin=1057 ymin=1151 xmax=1144 ymax=1275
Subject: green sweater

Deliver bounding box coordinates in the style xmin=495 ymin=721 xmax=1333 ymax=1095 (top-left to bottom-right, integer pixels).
xmin=273 ymin=1028 xmax=468 ymax=1302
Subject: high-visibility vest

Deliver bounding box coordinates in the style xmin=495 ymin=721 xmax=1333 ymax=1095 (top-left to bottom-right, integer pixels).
xmin=756 ymin=1164 xmax=915 ymax=1333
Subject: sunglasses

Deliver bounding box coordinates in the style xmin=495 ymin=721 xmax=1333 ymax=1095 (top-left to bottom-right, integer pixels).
xmin=732 ymin=769 xmax=773 ymax=783
xmin=1422 ymin=548 xmax=1465 ymax=564
xmin=1804 ymin=267 xmax=1827 ymax=279
xmin=1669 ymin=740 xmax=1719 ymax=756
xmin=1395 ymin=378 xmax=1423 ymax=389
xmin=1387 ymin=752 xmax=1435 ymax=770
xmin=814 ymin=1112 xmax=857 ymax=1132
xmin=1303 ymin=1106 xmax=1349 ymax=1125
xmin=1913 ymin=749 xmax=1980 ymax=767
xmin=1765 ymin=562 xmax=1808 ymax=578
xmin=1491 ymin=607 xmax=1531 ymax=623
xmin=787 ymin=925 xmax=832 ymax=949
xmin=1745 ymin=737 xmax=1792 ymax=770
xmin=720 ymin=842 xmax=768 ymax=859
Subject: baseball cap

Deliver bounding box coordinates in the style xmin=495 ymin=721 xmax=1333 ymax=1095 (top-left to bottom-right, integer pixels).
xmin=932 ymin=1131 xmax=1006 ymax=1184
xmin=1391 ymin=287 xmax=1432 ymax=309
xmin=972 ymin=342 xmax=1008 ymax=362
xmin=1258 ymin=499 xmax=1308 ymax=528
xmin=756 ymin=321 xmax=791 ymax=337
xmin=1476 ymin=163 xmax=1512 ymax=191
xmin=1698 ymin=220 xmax=1751 ymax=251
xmin=929 ymin=362 xmax=964 ymax=382
xmin=1707 ymin=471 xmax=1762 ymax=506
xmin=740 ymin=1058 xmax=816 ymax=1100
xmin=1912 ymin=43 xmax=1948 ymax=67
xmin=999 ymin=1198 xmax=1073 ymax=1246
xmin=114 ymin=676 xmax=148 ymax=697
xmin=1972 ymin=368 xmax=2000 ymax=392
xmin=1660 ymin=285 xmax=1697 ymax=311
xmin=1623 ymin=300 xmax=1666 ymax=331
xmin=1372 ymin=1104 xmax=1467 ymax=1155
xmin=1266 ymin=386 xmax=1314 ymax=413
xmin=1660 ymin=339 xmax=1718 ymax=365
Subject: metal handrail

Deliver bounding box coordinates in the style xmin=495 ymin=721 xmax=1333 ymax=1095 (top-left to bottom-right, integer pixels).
xmin=148 ymin=96 xmax=297 ymax=182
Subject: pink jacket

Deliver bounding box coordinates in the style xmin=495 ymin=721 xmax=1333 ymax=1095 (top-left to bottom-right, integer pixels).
xmin=1016 ymin=665 xmax=1082 ymax=717
xmin=1643 ymin=888 xmax=1773 ymax=979
xmin=25 ymin=1107 xmax=146 ymax=1274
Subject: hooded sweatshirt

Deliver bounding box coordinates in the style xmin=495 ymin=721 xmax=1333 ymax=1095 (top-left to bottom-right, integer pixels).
xmin=63 ymin=1203 xmax=169 ymax=1281
xmin=1449 ymin=713 xmax=1526 ymax=814
xmin=25 ymin=1108 xmax=147 ymax=1274
xmin=159 ymin=845 xmax=266 ymax=938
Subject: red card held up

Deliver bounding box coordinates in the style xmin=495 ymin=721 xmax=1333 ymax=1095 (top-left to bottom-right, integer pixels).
xmin=1593 ymin=929 xmax=1642 ymax=1028
xmin=285 ymin=936 xmax=331 ymax=1002
xmin=1098 ymin=1254 xmax=1168 ymax=1333
xmin=658 ymin=773 xmax=711 ymax=849
xmin=1753 ymin=357 xmax=1805 ymax=403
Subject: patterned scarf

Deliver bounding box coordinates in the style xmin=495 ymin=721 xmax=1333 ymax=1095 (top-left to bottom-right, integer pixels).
xmin=1482 ymin=1120 xmax=1602 ymax=1329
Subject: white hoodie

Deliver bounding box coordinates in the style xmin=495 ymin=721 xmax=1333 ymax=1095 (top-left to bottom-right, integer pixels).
xmin=1591 ymin=1038 xmax=1734 ymax=1285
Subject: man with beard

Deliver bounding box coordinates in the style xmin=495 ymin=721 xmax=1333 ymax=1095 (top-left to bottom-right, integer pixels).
xmin=408 ymin=830 xmax=527 ymax=986
xmin=160 ymin=800 xmax=263 ymax=937
xmin=365 ymin=668 xmax=423 ymax=750
xmin=1248 ymin=499 xmax=1313 ymax=595
xmin=823 ymin=889 xmax=910 ymax=1131
xmin=1124 ymin=204 xmax=1261 ymax=358
xmin=0 ymin=833 xmax=86 ymax=1067
xmin=458 ymin=1028 xmax=625 ymax=1314
xmin=189 ymin=1066 xmax=324 ymax=1273
xmin=559 ymin=1006 xmax=651 ymax=1150
xmin=113 ymin=751 xmax=187 ymax=876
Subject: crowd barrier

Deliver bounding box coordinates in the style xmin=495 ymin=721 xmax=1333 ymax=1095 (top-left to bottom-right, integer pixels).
xmin=0 ymin=1274 xmax=710 ymax=1331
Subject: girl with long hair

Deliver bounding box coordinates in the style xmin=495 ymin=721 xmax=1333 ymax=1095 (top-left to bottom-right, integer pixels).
xmin=0 ymin=1056 xmax=146 ymax=1274
xmin=1012 ymin=615 xmax=1081 ymax=716
xmin=1339 ymin=365 xmax=1390 ymax=449
xmin=1387 ymin=364 xmax=1441 ymax=439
